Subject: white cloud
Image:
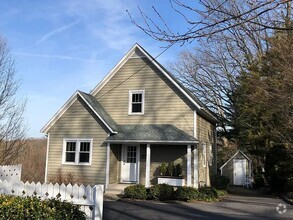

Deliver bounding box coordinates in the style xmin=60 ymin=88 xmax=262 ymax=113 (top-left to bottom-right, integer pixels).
xmin=34 ymin=19 xmax=80 ymax=45
xmin=13 ymin=52 xmax=99 ymax=62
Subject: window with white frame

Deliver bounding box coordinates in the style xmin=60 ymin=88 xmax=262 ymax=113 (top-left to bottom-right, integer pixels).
xmin=202 ymin=143 xmax=207 ymax=167
xmin=129 ymin=90 xmax=144 ymax=114
xmin=63 ymin=139 xmax=92 ymax=165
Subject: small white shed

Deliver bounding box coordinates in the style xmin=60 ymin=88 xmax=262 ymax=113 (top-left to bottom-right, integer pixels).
xmin=220 ymin=150 xmax=252 ymax=186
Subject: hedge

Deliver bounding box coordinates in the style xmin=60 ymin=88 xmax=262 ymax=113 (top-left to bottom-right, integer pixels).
xmin=0 ymin=195 xmax=86 ymax=220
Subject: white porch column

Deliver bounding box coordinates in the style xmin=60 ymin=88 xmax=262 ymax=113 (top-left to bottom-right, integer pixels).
xmin=145 ymin=144 xmax=151 ymax=187
xmin=194 ymin=145 xmax=199 ymax=188
xmin=187 ymin=144 xmax=192 ymax=186
xmin=105 ymin=142 xmax=110 ymax=190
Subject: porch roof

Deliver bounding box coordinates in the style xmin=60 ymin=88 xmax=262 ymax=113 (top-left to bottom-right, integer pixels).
xmin=105 ymin=124 xmax=198 ymax=144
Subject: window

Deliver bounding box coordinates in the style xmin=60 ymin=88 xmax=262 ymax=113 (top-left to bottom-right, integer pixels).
xmin=63 ymin=139 xmax=92 ymax=165
xmin=129 ymin=90 xmax=144 ymax=114
xmin=202 ymin=143 xmax=206 ymax=167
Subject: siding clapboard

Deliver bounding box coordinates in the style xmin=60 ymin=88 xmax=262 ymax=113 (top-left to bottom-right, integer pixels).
xmin=95 ymin=57 xmax=194 ymax=136
xmin=47 ymin=98 xmax=108 ymax=185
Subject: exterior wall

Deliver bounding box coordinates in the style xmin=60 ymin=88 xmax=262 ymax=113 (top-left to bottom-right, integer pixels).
xmin=47 ymin=97 xmax=108 ymax=185
xmin=197 ymin=115 xmax=216 ymax=186
xmin=109 ymin=144 xmax=120 ymax=184
xmin=149 ymin=145 xmax=187 ymax=185
xmin=221 ymin=152 xmax=250 ymax=185
xmin=95 ymin=57 xmax=194 ymax=137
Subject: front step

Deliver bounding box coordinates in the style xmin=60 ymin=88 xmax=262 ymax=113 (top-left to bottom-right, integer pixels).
xmin=105 ymin=183 xmax=132 ymax=195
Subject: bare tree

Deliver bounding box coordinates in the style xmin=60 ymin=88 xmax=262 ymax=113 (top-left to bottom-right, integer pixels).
xmin=128 ymin=0 xmax=292 ymax=45
xmin=0 ymin=36 xmax=27 ymax=164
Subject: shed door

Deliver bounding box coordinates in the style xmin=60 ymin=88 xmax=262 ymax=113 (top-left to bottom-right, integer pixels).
xmin=233 ymin=159 xmax=246 ymax=185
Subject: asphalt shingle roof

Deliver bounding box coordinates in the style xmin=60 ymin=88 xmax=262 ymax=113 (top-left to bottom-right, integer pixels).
xmin=106 ymin=124 xmax=198 ymax=144
xmin=78 ymin=91 xmax=118 ymax=132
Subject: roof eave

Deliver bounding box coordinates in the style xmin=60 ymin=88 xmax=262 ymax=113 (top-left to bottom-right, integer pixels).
xmin=105 ymin=140 xmax=198 ymax=144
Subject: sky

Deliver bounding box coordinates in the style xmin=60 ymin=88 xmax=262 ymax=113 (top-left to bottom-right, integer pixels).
xmin=0 ymin=0 xmax=198 ymax=138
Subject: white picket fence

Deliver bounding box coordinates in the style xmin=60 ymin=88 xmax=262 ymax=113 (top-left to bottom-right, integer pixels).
xmin=0 ymin=180 xmax=103 ymax=220
xmin=0 ymin=164 xmax=21 ymax=182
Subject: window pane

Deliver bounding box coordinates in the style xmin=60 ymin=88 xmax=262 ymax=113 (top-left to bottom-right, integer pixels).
xmin=66 ymin=142 xmax=76 ymax=151
xmin=132 ymin=103 xmax=142 ymax=112
xmin=66 ymin=152 xmax=75 ymax=162
xmin=80 ymin=142 xmax=90 ymax=152
xmin=79 ymin=153 xmax=90 ymax=163
xmin=132 ymin=93 xmax=142 ymax=103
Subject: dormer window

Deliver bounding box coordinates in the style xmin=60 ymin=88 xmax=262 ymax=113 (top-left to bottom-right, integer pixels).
xmin=129 ymin=90 xmax=145 ymax=114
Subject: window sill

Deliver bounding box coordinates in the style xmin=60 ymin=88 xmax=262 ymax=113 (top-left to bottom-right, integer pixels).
xmin=62 ymin=162 xmax=91 ymax=166
xmin=128 ymin=113 xmax=144 ymax=115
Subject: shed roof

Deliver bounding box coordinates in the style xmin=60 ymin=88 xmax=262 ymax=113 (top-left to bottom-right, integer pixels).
xmin=220 ymin=150 xmax=252 ymax=170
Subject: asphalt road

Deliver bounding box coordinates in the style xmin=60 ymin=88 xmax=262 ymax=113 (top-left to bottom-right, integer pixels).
xmin=103 ymin=195 xmax=292 ymax=220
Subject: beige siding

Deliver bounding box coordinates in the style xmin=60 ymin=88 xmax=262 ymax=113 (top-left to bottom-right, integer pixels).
xmin=149 ymin=145 xmax=187 ymax=184
xmin=47 ymin=98 xmax=108 ymax=185
xmin=109 ymin=144 xmax=120 ymax=184
xmin=197 ymin=115 xmax=216 ymax=186
xmin=95 ymin=57 xmax=194 ymax=136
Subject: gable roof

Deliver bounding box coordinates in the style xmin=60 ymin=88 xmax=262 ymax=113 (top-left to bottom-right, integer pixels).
xmin=41 ymin=44 xmax=217 ymax=134
xmin=220 ymin=150 xmax=252 ymax=170
xmin=90 ymin=43 xmax=217 ymax=123
xmin=106 ymin=124 xmax=198 ymax=144
xmin=41 ymin=91 xmax=118 ymax=133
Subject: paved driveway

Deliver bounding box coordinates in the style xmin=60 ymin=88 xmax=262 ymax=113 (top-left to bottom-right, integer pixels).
xmin=103 ymin=195 xmax=292 ymax=219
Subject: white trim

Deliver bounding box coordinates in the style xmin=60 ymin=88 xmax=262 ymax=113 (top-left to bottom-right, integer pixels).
xmin=220 ymin=150 xmax=251 ymax=170
xmin=194 ymin=111 xmax=198 ymax=139
xmin=128 ymin=90 xmax=145 ymax=115
xmin=105 ymin=142 xmax=110 ymax=189
xmin=90 ymin=44 xmax=202 ymax=110
xmin=77 ymin=91 xmax=117 ymax=133
xmin=187 ymin=145 xmax=192 ymax=186
xmin=91 ymin=45 xmax=138 ymax=96
xmin=145 ymin=144 xmax=151 ymax=187
xmin=62 ymin=138 xmax=93 ymax=165
xmin=41 ymin=91 xmax=117 ymax=134
xmin=193 ymin=145 xmax=199 ymax=188
xmin=41 ymin=91 xmax=78 ymax=133
xmin=44 ymin=133 xmax=50 ymax=183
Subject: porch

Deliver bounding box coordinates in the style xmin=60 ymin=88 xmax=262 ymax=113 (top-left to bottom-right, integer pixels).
xmin=104 ymin=124 xmax=199 ymax=189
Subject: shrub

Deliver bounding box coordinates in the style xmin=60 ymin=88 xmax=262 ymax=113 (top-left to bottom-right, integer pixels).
xmin=0 ymin=195 xmax=86 ymax=219
xmin=196 ymin=187 xmax=219 ymax=202
xmin=124 ymin=184 xmax=147 ymax=200
xmin=160 ymin=163 xmax=167 ymax=175
xmin=166 ymin=162 xmax=174 ymax=176
xmin=174 ymin=164 xmax=183 ymax=177
xmin=211 ymin=175 xmax=230 ymax=190
xmin=174 ymin=186 xmax=198 ymax=201
xmin=215 ymin=189 xmax=228 ymax=197
xmin=253 ymin=175 xmax=265 ymax=189
xmin=149 ymin=184 xmax=174 ymax=201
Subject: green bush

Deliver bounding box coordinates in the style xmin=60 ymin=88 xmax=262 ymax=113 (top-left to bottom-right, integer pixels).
xmin=211 ymin=175 xmax=230 ymax=189
xmin=124 ymin=184 xmax=147 ymax=200
xmin=174 ymin=186 xmax=198 ymax=201
xmin=160 ymin=163 xmax=167 ymax=175
xmin=149 ymin=184 xmax=174 ymax=201
xmin=0 ymin=195 xmax=86 ymax=220
xmin=196 ymin=187 xmax=219 ymax=202
xmin=174 ymin=164 xmax=183 ymax=177
xmin=215 ymin=189 xmax=228 ymax=197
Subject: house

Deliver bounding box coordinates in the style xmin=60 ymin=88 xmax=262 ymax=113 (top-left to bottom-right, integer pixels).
xmin=220 ymin=150 xmax=252 ymax=186
xmin=41 ymin=44 xmax=218 ymax=189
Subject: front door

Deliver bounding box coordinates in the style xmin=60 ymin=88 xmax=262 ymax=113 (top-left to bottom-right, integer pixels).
xmin=121 ymin=145 xmax=139 ymax=182
xmin=233 ymin=159 xmax=246 ymax=185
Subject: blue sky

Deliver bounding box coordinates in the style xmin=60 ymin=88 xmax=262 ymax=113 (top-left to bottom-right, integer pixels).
xmin=0 ymin=0 xmax=197 ymax=138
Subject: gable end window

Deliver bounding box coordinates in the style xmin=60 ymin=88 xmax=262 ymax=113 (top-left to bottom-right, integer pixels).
xmin=62 ymin=139 xmax=92 ymax=165
xmin=129 ymin=90 xmax=145 ymax=114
